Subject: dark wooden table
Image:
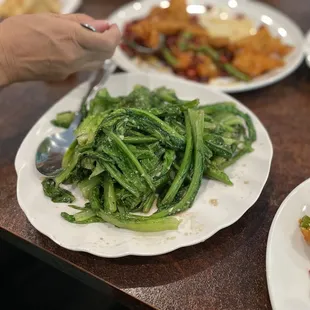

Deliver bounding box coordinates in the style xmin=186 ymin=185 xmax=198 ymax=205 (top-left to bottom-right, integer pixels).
xmin=1 ymin=1 xmax=310 ymax=309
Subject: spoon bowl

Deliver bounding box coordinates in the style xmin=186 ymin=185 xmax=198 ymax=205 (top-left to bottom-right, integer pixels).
xmin=36 ymin=128 xmax=76 ymax=177
xmin=35 ymin=59 xmax=116 ymax=177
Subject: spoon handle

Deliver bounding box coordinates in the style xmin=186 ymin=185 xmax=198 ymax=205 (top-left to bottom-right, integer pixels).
xmin=83 ymin=59 xmax=117 ymax=107
xmin=68 ymin=60 xmax=117 ymax=131
xmin=68 ymin=23 xmax=116 ymax=131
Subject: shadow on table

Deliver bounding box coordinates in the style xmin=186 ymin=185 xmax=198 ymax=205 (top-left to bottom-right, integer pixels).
xmin=1 ymin=240 xmax=129 ymax=310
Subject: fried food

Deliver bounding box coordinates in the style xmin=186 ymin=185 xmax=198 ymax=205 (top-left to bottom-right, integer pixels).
xmin=299 ymin=216 xmax=310 ymax=245
xmin=0 ymin=0 xmax=61 ymax=17
xmin=130 ymin=0 xmax=208 ymax=48
xmin=233 ymin=49 xmax=284 ymax=77
xmin=231 ymin=26 xmax=293 ymax=57
xmin=166 ymin=0 xmax=190 ymax=23
xmin=152 ymin=21 xmax=188 ymax=36
xmin=170 ymin=47 xmax=193 ymax=69
xmin=196 ymin=54 xmax=219 ymax=78
xmin=130 ymin=20 xmax=161 ymax=48
xmin=301 ymin=228 xmax=310 ymax=245
xmin=208 ymin=36 xmax=230 ymax=48
xmin=122 ymin=1 xmax=293 ymax=83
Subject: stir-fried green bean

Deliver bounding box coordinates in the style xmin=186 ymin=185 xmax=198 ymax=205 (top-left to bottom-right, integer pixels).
xmin=190 ymin=45 xmax=251 ymax=82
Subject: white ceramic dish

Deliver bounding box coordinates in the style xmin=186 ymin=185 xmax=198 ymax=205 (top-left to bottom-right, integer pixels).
xmin=15 ymin=73 xmax=273 ymax=258
xmin=0 ymin=0 xmax=82 ymax=14
xmin=108 ymin=0 xmax=304 ymax=93
xmin=305 ymin=30 xmax=310 ymax=68
xmin=267 ymin=178 xmax=310 ymax=310
xmin=60 ymin=0 xmax=82 ymax=14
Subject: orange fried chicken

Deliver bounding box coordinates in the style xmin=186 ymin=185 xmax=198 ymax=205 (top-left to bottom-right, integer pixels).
xmin=130 ymin=19 xmax=162 ymax=48
xmin=129 ymin=0 xmax=209 ymax=48
xmin=231 ymin=26 xmax=293 ymax=56
xmin=208 ymin=36 xmax=230 ymax=48
xmin=166 ymin=0 xmax=190 ymax=23
xmin=170 ymin=47 xmax=193 ymax=69
xmin=196 ymin=54 xmax=219 ymax=78
xmin=232 ymin=49 xmax=284 ymax=77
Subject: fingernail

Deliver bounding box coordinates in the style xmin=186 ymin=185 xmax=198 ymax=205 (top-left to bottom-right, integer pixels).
xmin=88 ymin=20 xmax=110 ymax=33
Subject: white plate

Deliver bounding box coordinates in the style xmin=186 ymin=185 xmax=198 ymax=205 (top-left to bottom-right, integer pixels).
xmin=15 ymin=73 xmax=273 ymax=258
xmin=60 ymin=0 xmax=82 ymax=14
xmin=0 ymin=0 xmax=82 ymax=14
xmin=267 ymin=178 xmax=310 ymax=310
xmin=305 ymin=30 xmax=310 ymax=68
xmin=108 ymin=0 xmax=304 ymax=93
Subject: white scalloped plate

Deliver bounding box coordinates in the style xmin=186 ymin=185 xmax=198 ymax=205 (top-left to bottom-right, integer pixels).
xmin=267 ymin=178 xmax=310 ymax=310
xmin=15 ymin=73 xmax=273 ymax=257
xmin=108 ymin=0 xmax=304 ymax=93
xmin=305 ymin=29 xmax=310 ymax=68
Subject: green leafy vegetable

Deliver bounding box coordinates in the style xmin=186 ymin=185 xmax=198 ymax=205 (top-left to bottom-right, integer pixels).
xmin=51 ymin=111 xmax=75 ymax=129
xmin=42 ymin=178 xmax=75 ymax=203
xmin=78 ymin=176 xmax=101 ymax=200
xmin=103 ymin=173 xmax=117 ymax=213
xmin=97 ymin=210 xmax=180 ymax=232
xmin=151 ymin=109 xmax=205 ymax=217
xmin=46 ymin=85 xmax=257 ymax=232
xmin=300 ymin=215 xmax=310 ymax=229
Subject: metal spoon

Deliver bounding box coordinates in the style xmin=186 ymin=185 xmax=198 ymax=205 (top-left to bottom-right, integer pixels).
xmin=35 ymin=24 xmax=116 ymax=177
xmin=123 ymin=34 xmax=165 ymax=54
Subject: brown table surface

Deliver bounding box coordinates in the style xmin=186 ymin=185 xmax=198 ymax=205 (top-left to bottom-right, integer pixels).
xmin=1 ymin=0 xmax=310 ymax=309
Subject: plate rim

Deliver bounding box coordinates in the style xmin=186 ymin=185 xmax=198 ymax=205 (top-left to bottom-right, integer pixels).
xmin=266 ymin=177 xmax=310 ymax=310
xmin=108 ymin=0 xmax=305 ymax=93
xmin=60 ymin=0 xmax=83 ymax=14
xmin=15 ymin=72 xmax=274 ymax=258
xmin=305 ymin=29 xmax=310 ymax=68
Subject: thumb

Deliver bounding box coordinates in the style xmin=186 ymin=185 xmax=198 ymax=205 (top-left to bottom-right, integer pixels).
xmin=62 ymin=13 xmax=94 ymax=23
xmin=87 ymin=20 xmax=111 ymax=33
xmin=76 ymin=23 xmax=121 ymax=52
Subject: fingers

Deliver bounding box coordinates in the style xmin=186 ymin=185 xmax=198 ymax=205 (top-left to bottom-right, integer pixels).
xmin=81 ymin=60 xmax=106 ymax=71
xmin=62 ymin=13 xmax=94 ymax=24
xmin=87 ymin=20 xmax=111 ymax=33
xmin=76 ymin=23 xmax=122 ymax=55
xmin=60 ymin=14 xmax=110 ymax=33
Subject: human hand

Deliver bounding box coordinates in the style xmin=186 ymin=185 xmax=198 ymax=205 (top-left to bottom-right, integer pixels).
xmin=0 ymin=13 xmax=121 ymax=85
